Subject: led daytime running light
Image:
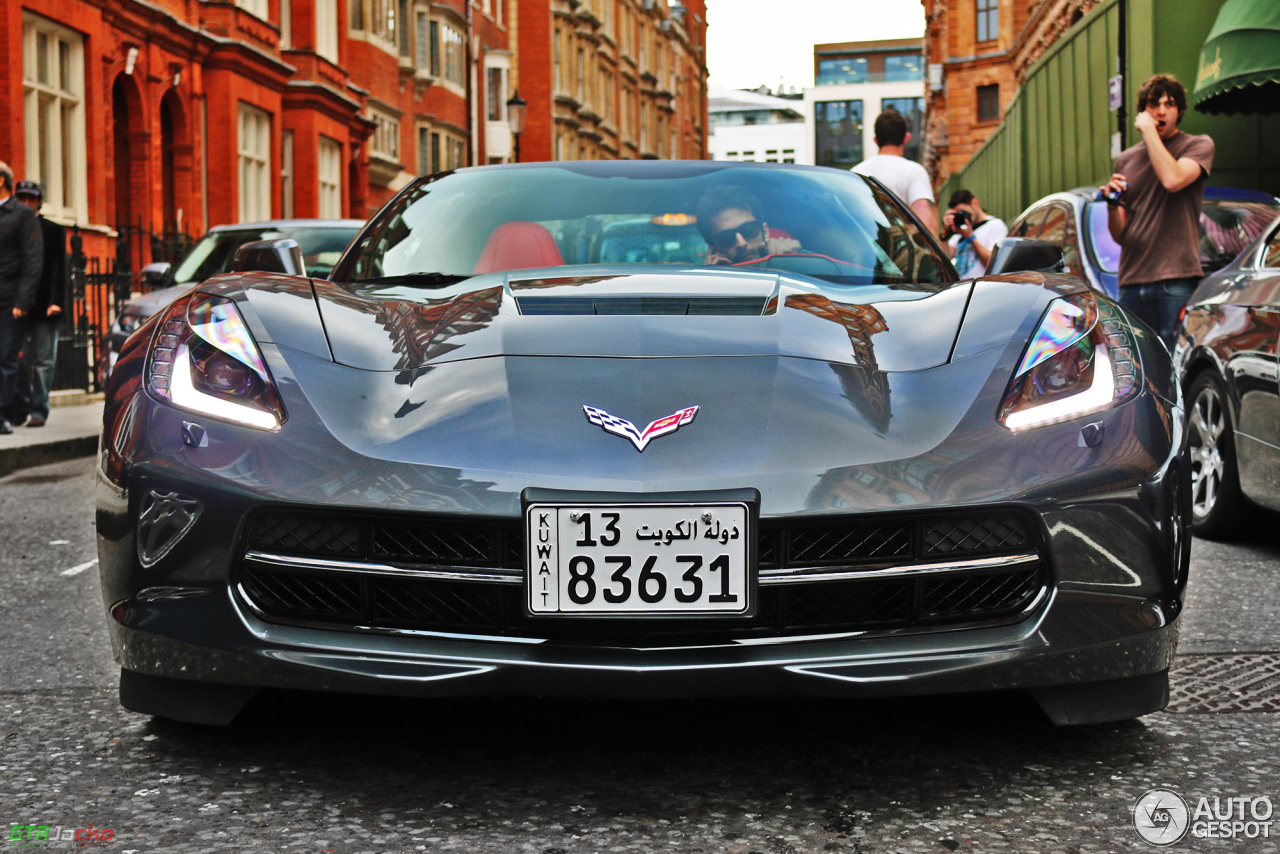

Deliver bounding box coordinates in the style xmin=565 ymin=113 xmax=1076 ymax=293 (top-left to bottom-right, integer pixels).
xmin=146 ymin=295 xmax=284 ymax=430
xmin=998 ymin=293 xmax=1141 ymax=431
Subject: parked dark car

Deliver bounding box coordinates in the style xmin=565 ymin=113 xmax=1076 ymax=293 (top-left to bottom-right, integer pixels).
xmin=1007 ymin=187 xmax=1280 ymax=299
xmin=1173 ymin=211 xmax=1280 ymax=537
xmin=99 ymin=160 xmax=1187 ymax=727
xmin=107 ymin=219 xmax=363 ymax=372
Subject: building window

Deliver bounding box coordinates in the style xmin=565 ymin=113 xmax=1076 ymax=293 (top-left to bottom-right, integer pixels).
xmin=316 ymin=0 xmax=337 ymax=61
xmin=350 ymin=0 xmax=398 ymax=49
xmin=881 ymin=96 xmax=925 ymax=160
xmin=318 ymin=136 xmax=342 ymax=218
xmin=398 ymin=0 xmax=410 ymax=57
xmin=814 ymin=99 xmax=863 ymax=170
xmin=280 ymin=0 xmax=292 ymax=48
xmin=487 ymin=67 xmax=505 ymax=121
xmin=977 ymin=84 xmax=1000 ymax=122
xmin=21 ymin=14 xmax=86 ymax=222
xmin=816 ymin=57 xmax=867 ymax=86
xmin=976 ymin=0 xmax=998 ymax=43
xmin=553 ymin=28 xmax=562 ymax=93
xmin=238 ymin=104 xmax=271 ymax=222
xmin=417 ymin=126 xmax=431 ymax=176
xmin=884 ymin=53 xmax=923 ymax=82
xmin=281 ymin=130 xmax=294 ymax=218
xmin=369 ymin=107 xmax=400 ymax=162
xmin=416 ymin=11 xmax=429 ymax=70
xmin=439 ymin=19 xmax=464 ymax=86
xmin=238 ymin=0 xmax=268 ymax=19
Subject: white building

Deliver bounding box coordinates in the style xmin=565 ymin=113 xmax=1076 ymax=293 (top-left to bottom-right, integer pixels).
xmin=708 ymin=85 xmax=808 ymax=165
xmin=802 ymin=38 xmax=926 ymax=170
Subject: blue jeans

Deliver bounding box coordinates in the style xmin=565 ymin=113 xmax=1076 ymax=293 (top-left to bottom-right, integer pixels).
xmin=21 ymin=316 xmax=60 ymax=419
xmin=0 ymin=309 xmax=25 ymax=421
xmin=1117 ymin=278 xmax=1197 ymax=351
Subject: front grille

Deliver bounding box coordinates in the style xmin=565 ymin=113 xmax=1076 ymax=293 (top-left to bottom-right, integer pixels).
xmin=237 ymin=508 xmax=1047 ymax=644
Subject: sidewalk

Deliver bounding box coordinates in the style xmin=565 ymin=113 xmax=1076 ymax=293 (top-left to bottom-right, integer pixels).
xmin=0 ymin=391 xmax=104 ymax=478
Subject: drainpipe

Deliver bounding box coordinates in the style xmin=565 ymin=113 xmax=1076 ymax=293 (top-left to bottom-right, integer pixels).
xmin=467 ymin=2 xmax=477 ymax=166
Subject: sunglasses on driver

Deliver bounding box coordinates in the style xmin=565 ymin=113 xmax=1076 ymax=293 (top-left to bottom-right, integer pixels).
xmin=710 ymin=219 xmax=765 ymax=251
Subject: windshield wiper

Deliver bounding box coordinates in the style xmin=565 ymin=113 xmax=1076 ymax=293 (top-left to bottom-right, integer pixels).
xmin=359 ymin=272 xmax=471 ymax=287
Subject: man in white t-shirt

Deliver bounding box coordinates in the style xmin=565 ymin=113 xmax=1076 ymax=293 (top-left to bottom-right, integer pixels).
xmin=943 ymin=189 xmax=1009 ymax=279
xmin=852 ymin=110 xmax=937 ymax=235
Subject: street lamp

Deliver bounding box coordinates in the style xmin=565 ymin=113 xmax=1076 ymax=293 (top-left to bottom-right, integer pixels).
xmin=506 ymin=90 xmax=527 ymax=163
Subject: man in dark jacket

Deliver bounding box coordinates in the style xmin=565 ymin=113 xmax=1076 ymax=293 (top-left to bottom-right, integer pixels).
xmin=0 ymin=162 xmax=43 ymax=434
xmin=15 ymin=180 xmax=67 ymax=427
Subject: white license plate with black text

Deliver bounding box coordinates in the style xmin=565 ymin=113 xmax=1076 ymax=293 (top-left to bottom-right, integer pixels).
xmin=526 ymin=502 xmax=751 ymax=616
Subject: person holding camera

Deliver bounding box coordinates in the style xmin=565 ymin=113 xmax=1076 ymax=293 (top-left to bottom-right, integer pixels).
xmin=942 ymin=190 xmax=1008 ymax=279
xmin=1100 ymin=73 xmax=1213 ymax=349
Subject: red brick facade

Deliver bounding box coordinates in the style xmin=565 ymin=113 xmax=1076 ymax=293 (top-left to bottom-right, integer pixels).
xmin=513 ymin=0 xmax=708 ymax=162
xmin=922 ymin=0 xmax=1100 ymax=190
xmin=5 ymin=0 xmax=707 ymax=265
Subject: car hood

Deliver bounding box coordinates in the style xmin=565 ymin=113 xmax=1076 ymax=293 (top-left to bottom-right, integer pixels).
xmin=226 ymin=269 xmax=1081 ymax=496
xmin=283 ymin=268 xmax=1059 ymax=373
xmin=235 ymin=268 xmax=1074 ymax=378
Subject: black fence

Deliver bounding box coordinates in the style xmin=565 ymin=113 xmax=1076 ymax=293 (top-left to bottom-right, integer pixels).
xmin=52 ymin=224 xmax=194 ymax=394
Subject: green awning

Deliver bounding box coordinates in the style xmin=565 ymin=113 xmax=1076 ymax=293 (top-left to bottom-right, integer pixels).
xmin=1193 ymin=0 xmax=1280 ymax=115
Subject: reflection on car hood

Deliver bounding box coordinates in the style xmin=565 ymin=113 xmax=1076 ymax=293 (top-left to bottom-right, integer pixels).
xmin=308 ymin=268 xmax=981 ymax=373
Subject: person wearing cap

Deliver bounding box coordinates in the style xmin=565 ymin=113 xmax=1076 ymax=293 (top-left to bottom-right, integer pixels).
xmin=0 ymin=162 xmax=43 ymax=434
xmin=14 ymin=180 xmax=67 ymax=427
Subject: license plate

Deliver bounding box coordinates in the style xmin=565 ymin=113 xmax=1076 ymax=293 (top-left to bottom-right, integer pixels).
xmin=525 ymin=502 xmax=752 ymax=616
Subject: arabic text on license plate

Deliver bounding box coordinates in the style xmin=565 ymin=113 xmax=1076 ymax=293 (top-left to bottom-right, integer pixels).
xmin=526 ymin=503 xmax=750 ymax=616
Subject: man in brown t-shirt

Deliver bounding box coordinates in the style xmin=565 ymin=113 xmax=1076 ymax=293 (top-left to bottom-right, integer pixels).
xmin=1100 ymin=74 xmax=1214 ymax=349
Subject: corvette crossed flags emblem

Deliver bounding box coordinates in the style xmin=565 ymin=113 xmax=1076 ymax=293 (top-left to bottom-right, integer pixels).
xmin=583 ymin=405 xmax=699 ymax=451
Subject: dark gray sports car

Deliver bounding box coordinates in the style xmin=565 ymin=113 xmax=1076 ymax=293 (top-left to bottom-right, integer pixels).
xmin=97 ymin=161 xmax=1188 ymax=726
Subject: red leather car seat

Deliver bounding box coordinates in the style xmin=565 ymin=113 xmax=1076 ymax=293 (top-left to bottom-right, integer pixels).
xmin=474 ymin=221 xmax=565 ymax=274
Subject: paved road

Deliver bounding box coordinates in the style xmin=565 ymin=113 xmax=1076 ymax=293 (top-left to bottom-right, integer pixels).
xmin=2 ymin=457 xmax=1277 ymax=853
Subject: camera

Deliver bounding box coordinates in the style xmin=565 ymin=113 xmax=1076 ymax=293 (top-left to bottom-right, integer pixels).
xmin=943 ymin=208 xmax=971 ymax=239
xmin=1095 ymin=181 xmax=1127 ymax=206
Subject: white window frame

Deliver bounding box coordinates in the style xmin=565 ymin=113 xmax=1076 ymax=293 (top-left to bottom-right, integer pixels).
xmin=484 ymin=55 xmax=512 ymax=162
xmin=238 ymin=103 xmax=272 ymax=223
xmin=22 ymin=14 xmax=87 ymax=223
xmin=281 ymin=130 xmax=294 ymax=219
xmin=237 ymin=0 xmax=269 ymax=20
xmin=318 ymin=136 xmax=342 ymax=219
xmin=368 ymin=106 xmax=400 ymax=163
xmin=316 ymin=0 xmax=338 ymax=61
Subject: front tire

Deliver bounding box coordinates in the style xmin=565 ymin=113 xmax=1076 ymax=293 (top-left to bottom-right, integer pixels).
xmin=1186 ymin=371 xmax=1246 ymax=538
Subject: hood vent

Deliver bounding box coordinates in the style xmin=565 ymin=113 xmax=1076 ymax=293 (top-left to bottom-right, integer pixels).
xmin=517 ymin=296 xmax=769 ymax=316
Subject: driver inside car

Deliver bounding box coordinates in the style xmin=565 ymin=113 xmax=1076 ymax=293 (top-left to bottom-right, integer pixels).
xmin=696 ymin=186 xmax=802 ymax=265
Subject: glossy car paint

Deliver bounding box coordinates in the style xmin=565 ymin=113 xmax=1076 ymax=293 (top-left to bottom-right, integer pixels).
xmin=1174 ymin=215 xmax=1280 ymax=513
xmin=1009 ymin=187 xmax=1280 ymax=302
xmin=97 ymin=162 xmax=1188 ymax=725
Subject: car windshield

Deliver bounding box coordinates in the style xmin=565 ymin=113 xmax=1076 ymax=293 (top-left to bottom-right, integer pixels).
xmin=1084 ymin=201 xmax=1122 ymax=275
xmin=1086 ymin=194 xmax=1280 ymax=276
xmin=1199 ymin=197 xmax=1280 ymax=272
xmin=334 ymin=162 xmax=955 ymax=287
xmin=171 ymin=225 xmax=360 ymax=285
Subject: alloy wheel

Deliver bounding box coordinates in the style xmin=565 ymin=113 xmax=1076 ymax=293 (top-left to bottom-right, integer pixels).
xmin=1188 ymin=382 xmax=1227 ymax=520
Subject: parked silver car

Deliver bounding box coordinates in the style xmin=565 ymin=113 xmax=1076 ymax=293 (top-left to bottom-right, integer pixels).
xmin=107 ymin=219 xmax=363 ymax=372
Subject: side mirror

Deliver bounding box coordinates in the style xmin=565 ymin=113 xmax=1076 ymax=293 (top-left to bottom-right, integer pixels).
xmin=232 ymin=238 xmax=305 ymax=277
xmin=140 ymin=261 xmax=172 ymax=288
xmin=986 ymin=238 xmax=1065 ymax=276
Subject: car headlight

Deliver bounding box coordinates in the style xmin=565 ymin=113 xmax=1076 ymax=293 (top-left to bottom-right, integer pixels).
xmin=997 ymin=292 xmax=1140 ymax=431
xmin=145 ymin=293 xmax=286 ymax=430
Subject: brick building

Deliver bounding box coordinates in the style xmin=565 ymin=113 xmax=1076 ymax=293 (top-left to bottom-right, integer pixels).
xmin=6 ymin=0 xmax=707 ymax=264
xmin=921 ymin=0 xmax=1099 ymax=190
xmin=512 ymin=0 xmax=708 ymax=163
